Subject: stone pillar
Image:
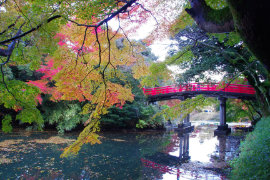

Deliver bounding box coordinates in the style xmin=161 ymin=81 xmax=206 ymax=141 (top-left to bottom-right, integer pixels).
xmin=219 ymin=97 xmax=226 ymax=126
xmin=214 ymin=97 xmax=231 ymax=135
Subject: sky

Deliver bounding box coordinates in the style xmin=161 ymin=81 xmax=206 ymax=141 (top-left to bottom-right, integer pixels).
xmin=108 ymin=0 xmax=184 ymax=78
xmin=108 ymin=18 xmax=177 ymax=62
xmin=108 ymin=0 xmax=224 ymax=82
xmin=109 ymin=0 xmax=183 ymax=62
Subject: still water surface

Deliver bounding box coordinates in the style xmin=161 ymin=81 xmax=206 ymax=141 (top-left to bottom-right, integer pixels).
xmin=0 ymin=122 xmax=247 ymax=179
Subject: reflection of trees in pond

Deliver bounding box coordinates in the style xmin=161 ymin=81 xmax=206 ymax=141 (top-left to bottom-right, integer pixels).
xmin=0 ymin=132 xmax=144 ymax=179
xmin=136 ymin=131 xmax=175 ymax=156
xmin=1 ymin=129 xmax=243 ymax=179
xmin=163 ymin=133 xmax=180 ymax=154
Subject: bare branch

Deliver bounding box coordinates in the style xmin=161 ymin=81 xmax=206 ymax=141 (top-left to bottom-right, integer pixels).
xmin=75 ymin=27 xmax=89 ymax=66
xmin=0 ymin=15 xmax=61 ymax=45
xmin=0 ymin=28 xmax=22 ymax=59
xmin=136 ymin=2 xmax=159 ymax=26
xmin=0 ymin=16 xmax=22 ymax=36
xmin=0 ymin=0 xmax=7 ymax=7
xmin=66 ymin=0 xmax=137 ymax=28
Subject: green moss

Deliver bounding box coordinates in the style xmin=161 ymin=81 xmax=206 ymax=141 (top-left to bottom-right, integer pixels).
xmin=205 ymin=0 xmax=227 ymax=9
xmin=205 ymin=6 xmax=232 ymax=25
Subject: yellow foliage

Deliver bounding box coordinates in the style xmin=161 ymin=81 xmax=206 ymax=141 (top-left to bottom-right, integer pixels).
xmin=170 ymin=10 xmax=194 ymax=36
xmin=43 ymin=19 xmax=149 ymax=157
xmin=153 ymin=95 xmax=207 ymax=122
xmin=61 ymin=119 xmax=101 ymax=158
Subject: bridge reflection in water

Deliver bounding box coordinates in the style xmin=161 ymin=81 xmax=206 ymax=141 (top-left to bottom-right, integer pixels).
xmin=141 ymin=131 xmax=192 ymax=179
xmin=141 ymin=126 xmax=234 ymax=179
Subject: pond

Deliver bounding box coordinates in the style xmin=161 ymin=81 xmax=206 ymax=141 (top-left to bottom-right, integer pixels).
xmin=0 ymin=122 xmax=248 ymax=180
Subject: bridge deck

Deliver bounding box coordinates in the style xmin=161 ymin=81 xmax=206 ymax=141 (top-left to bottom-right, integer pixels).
xmin=143 ymin=83 xmax=256 ymax=102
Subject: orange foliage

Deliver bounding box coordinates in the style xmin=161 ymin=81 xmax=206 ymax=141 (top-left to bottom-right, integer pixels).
xmin=27 ymin=19 xmax=150 ymax=156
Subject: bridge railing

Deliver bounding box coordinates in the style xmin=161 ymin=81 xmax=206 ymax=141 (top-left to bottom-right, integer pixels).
xmin=143 ymin=83 xmax=256 ymax=96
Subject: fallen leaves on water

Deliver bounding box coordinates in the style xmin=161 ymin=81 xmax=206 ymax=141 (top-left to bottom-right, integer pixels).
xmin=0 ymin=139 xmax=23 ymax=148
xmin=0 ymin=155 xmax=13 ymax=164
xmin=29 ymin=136 xmax=75 ymax=144
xmin=111 ymin=138 xmax=126 ymax=142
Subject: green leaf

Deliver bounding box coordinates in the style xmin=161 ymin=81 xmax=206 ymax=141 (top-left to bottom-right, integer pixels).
xmin=16 ymin=108 xmax=44 ymax=130
xmin=2 ymin=115 xmax=13 ymax=133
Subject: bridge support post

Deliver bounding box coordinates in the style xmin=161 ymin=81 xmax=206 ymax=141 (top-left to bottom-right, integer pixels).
xmin=175 ymin=96 xmax=194 ymax=132
xmin=214 ymin=97 xmax=231 ymax=136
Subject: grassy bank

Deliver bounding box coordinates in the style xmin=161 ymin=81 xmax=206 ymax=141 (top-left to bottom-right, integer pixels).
xmin=230 ymin=116 xmax=270 ymax=179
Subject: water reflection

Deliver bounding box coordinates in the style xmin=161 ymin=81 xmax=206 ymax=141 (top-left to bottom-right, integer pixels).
xmin=178 ymin=132 xmax=190 ymax=162
xmin=217 ymin=135 xmax=226 ymax=161
xmin=0 ymin=123 xmax=246 ymax=179
xmin=142 ymin=124 xmax=245 ymax=180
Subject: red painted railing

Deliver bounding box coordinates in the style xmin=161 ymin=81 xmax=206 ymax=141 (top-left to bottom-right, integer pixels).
xmin=143 ymin=83 xmax=256 ymax=96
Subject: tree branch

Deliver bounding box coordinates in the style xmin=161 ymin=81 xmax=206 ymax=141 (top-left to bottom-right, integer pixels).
xmin=0 ymin=0 xmax=7 ymax=7
xmin=0 ymin=15 xmax=61 ymax=45
xmin=0 ymin=16 xmax=22 ymax=36
xmin=66 ymin=0 xmax=137 ymax=28
xmin=0 ymin=28 xmax=22 ymax=58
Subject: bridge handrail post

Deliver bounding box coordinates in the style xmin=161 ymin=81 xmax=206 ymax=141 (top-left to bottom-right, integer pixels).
xmin=166 ymin=86 xmax=169 ymax=94
xmin=153 ymin=88 xmax=156 ymax=95
xmin=179 ymin=85 xmax=182 ymax=92
xmin=238 ymin=84 xmax=242 ymax=93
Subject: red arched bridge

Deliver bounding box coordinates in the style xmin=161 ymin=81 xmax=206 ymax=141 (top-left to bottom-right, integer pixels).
xmin=143 ymin=83 xmax=256 ymax=135
xmin=143 ymin=83 xmax=256 ymax=102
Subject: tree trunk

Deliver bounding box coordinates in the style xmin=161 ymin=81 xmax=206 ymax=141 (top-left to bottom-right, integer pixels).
xmin=186 ymin=0 xmax=270 ymax=71
xmin=227 ymin=0 xmax=270 ymax=70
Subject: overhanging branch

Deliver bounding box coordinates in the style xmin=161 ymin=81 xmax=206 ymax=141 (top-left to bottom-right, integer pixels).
xmin=0 ymin=15 xmax=61 ymax=45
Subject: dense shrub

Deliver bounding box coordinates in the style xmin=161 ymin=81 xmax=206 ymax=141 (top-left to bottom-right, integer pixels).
xmin=135 ymin=105 xmax=164 ymax=129
xmin=100 ymin=102 xmax=139 ymax=129
xmin=41 ymin=95 xmax=89 ymax=133
xmin=230 ymin=116 xmax=270 ymax=179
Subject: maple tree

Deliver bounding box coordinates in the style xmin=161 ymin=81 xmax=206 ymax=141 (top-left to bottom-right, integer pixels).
xmin=0 ymin=0 xmax=163 ymax=157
